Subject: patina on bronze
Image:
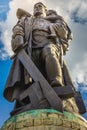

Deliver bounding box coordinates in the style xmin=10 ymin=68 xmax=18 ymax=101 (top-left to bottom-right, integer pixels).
xmin=3 ymin=2 xmax=86 ymax=116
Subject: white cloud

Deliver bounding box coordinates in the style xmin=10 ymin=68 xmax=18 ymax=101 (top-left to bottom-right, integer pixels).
xmin=77 ymin=2 xmax=87 ymax=19
xmin=65 ymin=20 xmax=87 ymax=87
xmin=0 ymin=49 xmax=9 ymax=60
xmin=72 ymin=56 xmax=87 ymax=86
xmin=0 ymin=21 xmax=13 ymax=56
xmin=0 ymin=0 xmax=87 ymax=87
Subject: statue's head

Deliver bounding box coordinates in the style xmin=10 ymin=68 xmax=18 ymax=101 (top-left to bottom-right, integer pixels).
xmin=33 ymin=2 xmax=47 ymax=17
xmin=46 ymin=9 xmax=58 ymax=16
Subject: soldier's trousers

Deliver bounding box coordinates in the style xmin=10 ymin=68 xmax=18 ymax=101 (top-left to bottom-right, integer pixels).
xmin=32 ymin=43 xmax=63 ymax=87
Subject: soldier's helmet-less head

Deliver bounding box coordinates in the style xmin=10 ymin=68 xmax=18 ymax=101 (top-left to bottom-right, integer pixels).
xmin=33 ymin=2 xmax=47 ymax=16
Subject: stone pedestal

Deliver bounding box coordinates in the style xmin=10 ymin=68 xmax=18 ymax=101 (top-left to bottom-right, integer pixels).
xmin=1 ymin=109 xmax=87 ymax=130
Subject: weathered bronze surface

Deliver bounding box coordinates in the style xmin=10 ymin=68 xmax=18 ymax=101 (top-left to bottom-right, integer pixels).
xmin=3 ymin=2 xmax=86 ymax=116
xmin=13 ymin=49 xmax=63 ymax=111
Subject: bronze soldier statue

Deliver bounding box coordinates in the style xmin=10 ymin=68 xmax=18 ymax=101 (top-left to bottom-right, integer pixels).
xmin=3 ymin=2 xmax=86 ymax=116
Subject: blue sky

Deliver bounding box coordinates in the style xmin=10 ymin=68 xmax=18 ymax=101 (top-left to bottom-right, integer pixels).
xmin=0 ymin=0 xmax=87 ymax=128
xmin=0 ymin=0 xmax=13 ymax=127
xmin=0 ymin=0 xmax=10 ymax=20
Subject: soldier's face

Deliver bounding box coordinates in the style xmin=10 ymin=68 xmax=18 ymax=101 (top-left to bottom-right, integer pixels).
xmin=34 ymin=3 xmax=46 ymax=16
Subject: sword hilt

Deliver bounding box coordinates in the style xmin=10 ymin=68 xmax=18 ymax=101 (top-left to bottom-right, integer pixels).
xmin=10 ymin=42 xmax=28 ymax=59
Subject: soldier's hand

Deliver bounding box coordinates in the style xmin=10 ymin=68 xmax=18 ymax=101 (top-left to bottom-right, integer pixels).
xmin=62 ymin=43 xmax=69 ymax=55
xmin=11 ymin=35 xmax=24 ymax=52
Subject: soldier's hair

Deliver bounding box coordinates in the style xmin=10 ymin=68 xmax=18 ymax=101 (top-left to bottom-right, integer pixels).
xmin=34 ymin=2 xmax=47 ymax=11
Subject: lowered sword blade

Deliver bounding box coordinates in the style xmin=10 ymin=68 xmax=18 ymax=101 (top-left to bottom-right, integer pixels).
xmin=17 ymin=49 xmax=63 ymax=111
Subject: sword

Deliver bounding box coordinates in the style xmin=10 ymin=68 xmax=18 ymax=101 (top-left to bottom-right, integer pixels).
xmin=11 ymin=44 xmax=63 ymax=112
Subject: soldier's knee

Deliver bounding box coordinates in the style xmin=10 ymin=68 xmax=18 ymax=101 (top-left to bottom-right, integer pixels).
xmin=42 ymin=44 xmax=59 ymax=59
xmin=42 ymin=47 xmax=53 ymax=59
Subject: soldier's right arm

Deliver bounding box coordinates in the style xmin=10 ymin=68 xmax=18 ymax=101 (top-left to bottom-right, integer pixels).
xmin=11 ymin=17 xmax=25 ymax=52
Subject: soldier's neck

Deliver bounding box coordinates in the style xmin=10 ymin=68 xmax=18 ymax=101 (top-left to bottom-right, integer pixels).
xmin=35 ymin=13 xmax=46 ymax=18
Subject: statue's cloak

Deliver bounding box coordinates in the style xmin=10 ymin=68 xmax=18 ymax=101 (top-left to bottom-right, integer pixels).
xmin=3 ymin=56 xmax=74 ymax=102
xmin=3 ymin=58 xmax=27 ymax=102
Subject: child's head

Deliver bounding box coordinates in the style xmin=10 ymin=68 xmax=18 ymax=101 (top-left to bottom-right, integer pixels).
xmin=46 ymin=10 xmax=58 ymax=16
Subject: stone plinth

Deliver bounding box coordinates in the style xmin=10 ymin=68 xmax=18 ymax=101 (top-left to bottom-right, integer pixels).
xmin=1 ymin=109 xmax=87 ymax=130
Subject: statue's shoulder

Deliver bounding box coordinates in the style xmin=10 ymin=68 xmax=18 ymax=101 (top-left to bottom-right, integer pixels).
xmin=16 ymin=8 xmax=32 ymax=19
xmin=14 ymin=8 xmax=32 ymax=29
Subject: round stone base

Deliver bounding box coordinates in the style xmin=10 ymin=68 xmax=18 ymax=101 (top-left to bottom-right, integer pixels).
xmin=1 ymin=109 xmax=87 ymax=130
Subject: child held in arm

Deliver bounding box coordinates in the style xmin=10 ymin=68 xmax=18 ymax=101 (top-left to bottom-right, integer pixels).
xmin=45 ymin=9 xmax=72 ymax=55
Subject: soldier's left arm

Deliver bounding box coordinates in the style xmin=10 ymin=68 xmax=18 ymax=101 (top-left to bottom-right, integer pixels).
xmin=61 ymin=23 xmax=73 ymax=55
xmin=52 ymin=17 xmax=73 ymax=54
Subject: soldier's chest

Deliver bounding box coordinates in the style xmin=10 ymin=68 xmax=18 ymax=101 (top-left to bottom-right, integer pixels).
xmin=33 ymin=18 xmax=50 ymax=30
